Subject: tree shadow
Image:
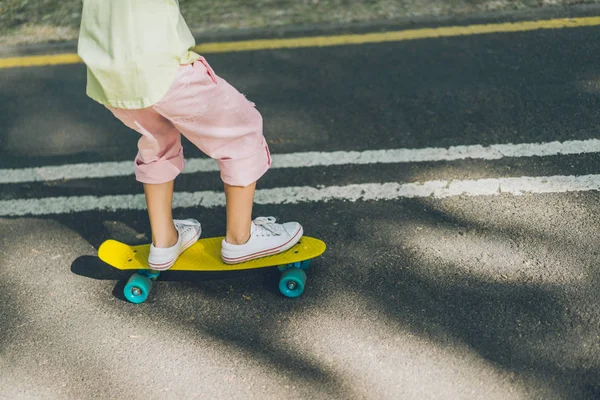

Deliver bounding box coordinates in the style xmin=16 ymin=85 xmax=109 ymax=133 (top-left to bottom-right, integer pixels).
xmin=318 ymin=198 xmax=600 ymax=398
xmin=67 ymin=239 xmax=350 ymax=397
xmin=5 ymin=151 xmax=599 ymax=203
xmin=2 ymin=22 xmax=600 ymax=398
xmin=213 ymin=30 xmax=600 ymax=154
xmin=57 ymin=193 xmax=600 ymax=398
xmin=70 ymin=253 xmax=282 ymax=301
xmin=4 ymin=29 xmax=600 ymax=170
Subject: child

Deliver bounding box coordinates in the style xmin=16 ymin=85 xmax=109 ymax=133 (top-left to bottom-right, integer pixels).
xmin=77 ymin=0 xmax=303 ymax=270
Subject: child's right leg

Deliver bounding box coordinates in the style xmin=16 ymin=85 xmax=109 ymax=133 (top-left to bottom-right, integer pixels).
xmin=144 ymin=180 xmax=178 ymax=248
xmin=221 ymin=182 xmax=303 ymax=264
xmin=224 ymin=182 xmax=255 ymax=245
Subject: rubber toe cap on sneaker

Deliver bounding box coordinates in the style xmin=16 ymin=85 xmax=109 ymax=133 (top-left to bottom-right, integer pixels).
xmin=282 ymin=222 xmax=302 ymax=237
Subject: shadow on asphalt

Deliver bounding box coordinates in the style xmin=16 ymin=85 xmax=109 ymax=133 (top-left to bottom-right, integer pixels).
xmin=3 ymin=31 xmax=600 ymax=396
xmin=328 ymin=199 xmax=600 ymax=399
xmin=67 ymin=247 xmax=344 ymax=395
xmin=70 ymin=254 xmax=283 ymax=300
xmin=4 ymin=33 xmax=600 ymax=168
xmin=59 ymin=197 xmax=600 ymax=398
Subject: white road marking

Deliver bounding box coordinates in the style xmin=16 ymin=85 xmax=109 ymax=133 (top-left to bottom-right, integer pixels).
xmin=1 ymin=138 xmax=599 ymax=184
xmin=1 ymin=174 xmax=599 ymax=216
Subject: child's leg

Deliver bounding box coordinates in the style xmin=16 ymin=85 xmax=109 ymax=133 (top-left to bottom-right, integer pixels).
xmin=153 ymin=58 xmax=270 ymax=242
xmin=152 ymin=58 xmax=302 ymax=263
xmin=106 ymin=106 xmax=201 ymax=270
xmin=144 ymin=181 xmax=177 ymax=248
xmin=106 ymin=107 xmax=184 ymax=244
xmin=224 ymin=182 xmax=256 ymax=245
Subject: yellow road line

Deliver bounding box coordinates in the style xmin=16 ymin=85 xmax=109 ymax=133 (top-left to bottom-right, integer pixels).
xmin=2 ymin=16 xmax=600 ymax=69
xmin=0 ymin=52 xmax=81 ymax=69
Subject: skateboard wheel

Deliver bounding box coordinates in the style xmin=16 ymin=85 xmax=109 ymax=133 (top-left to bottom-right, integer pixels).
xmin=124 ymin=274 xmax=152 ymax=304
xmin=279 ymin=268 xmax=306 ymax=298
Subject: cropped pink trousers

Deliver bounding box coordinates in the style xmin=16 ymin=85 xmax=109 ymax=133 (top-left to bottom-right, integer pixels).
xmin=107 ymin=57 xmax=271 ymax=187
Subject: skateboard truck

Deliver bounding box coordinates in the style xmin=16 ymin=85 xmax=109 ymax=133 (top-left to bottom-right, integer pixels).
xmin=123 ymin=260 xmax=311 ymax=304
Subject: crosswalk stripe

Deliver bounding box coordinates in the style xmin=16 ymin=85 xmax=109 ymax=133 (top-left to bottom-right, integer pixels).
xmin=1 ymin=174 xmax=598 ymax=216
xmin=1 ymin=138 xmax=598 ymax=184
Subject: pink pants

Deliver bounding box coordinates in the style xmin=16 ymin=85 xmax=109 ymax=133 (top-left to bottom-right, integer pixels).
xmin=107 ymin=57 xmax=271 ymax=187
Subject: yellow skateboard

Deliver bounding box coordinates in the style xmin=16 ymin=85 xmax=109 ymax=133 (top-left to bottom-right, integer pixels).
xmin=98 ymin=236 xmax=326 ymax=303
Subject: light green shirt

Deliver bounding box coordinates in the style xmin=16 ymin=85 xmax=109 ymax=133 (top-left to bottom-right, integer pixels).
xmin=77 ymin=0 xmax=200 ymax=109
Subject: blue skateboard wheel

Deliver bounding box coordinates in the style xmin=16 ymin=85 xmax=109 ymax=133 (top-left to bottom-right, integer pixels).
xmin=279 ymin=268 xmax=306 ymax=298
xmin=124 ymin=273 xmax=152 ymax=304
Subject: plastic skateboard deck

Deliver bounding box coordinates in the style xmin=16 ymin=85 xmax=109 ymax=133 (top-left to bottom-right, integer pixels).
xmin=98 ymin=236 xmax=326 ymax=303
xmin=99 ymin=236 xmax=326 ymax=272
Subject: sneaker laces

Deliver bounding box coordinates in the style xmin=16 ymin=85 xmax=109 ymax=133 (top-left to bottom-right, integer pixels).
xmin=174 ymin=219 xmax=200 ymax=234
xmin=253 ymin=216 xmax=283 ymax=237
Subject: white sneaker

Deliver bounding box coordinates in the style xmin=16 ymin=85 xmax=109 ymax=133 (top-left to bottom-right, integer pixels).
xmin=148 ymin=219 xmax=202 ymax=271
xmin=221 ymin=216 xmax=303 ymax=264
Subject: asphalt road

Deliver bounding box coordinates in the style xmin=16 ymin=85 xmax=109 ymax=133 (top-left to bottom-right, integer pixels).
xmin=1 ymin=8 xmax=600 ymax=400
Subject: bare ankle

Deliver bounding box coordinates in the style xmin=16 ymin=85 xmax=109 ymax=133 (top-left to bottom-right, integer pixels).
xmin=226 ymin=231 xmax=251 ymax=245
xmin=152 ymin=229 xmax=178 ymax=248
